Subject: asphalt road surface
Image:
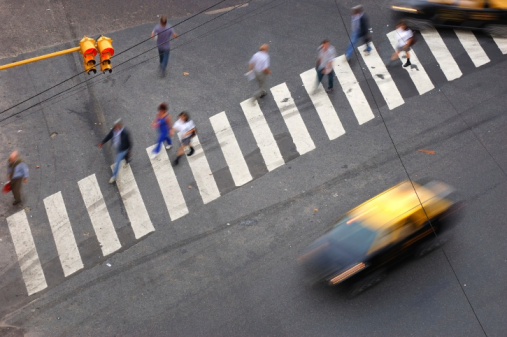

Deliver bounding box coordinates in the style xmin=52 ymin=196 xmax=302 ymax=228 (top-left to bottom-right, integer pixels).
xmin=0 ymin=0 xmax=506 ymax=336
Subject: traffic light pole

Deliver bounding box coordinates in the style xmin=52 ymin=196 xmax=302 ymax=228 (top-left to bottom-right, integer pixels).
xmin=0 ymin=46 xmax=81 ymax=71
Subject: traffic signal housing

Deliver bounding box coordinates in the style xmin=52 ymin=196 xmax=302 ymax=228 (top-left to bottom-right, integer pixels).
xmin=97 ymin=36 xmax=114 ymax=73
xmin=79 ymin=36 xmax=97 ymax=74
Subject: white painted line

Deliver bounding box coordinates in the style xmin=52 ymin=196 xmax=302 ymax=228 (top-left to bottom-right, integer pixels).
xmin=185 ymin=136 xmax=221 ymax=204
xmin=111 ymin=164 xmax=154 ymax=239
xmin=240 ymin=99 xmax=285 ymax=171
xmin=270 ymin=83 xmax=316 ymax=155
xmin=78 ymin=174 xmax=121 ymax=256
xmin=492 ymin=35 xmax=507 ymax=54
xmin=386 ymin=31 xmax=435 ymax=96
xmin=300 ymin=69 xmax=346 ymax=140
xmin=210 ymin=111 xmax=252 ymax=186
xmin=420 ymin=28 xmax=462 ymax=81
xmin=7 ymin=211 xmax=47 ymax=295
xmin=359 ymin=42 xmax=405 ymax=110
xmin=205 ymin=3 xmax=248 ymax=15
xmin=146 ymin=145 xmax=189 ymax=220
xmin=43 ymin=192 xmax=84 ymax=277
xmin=333 ymin=55 xmax=375 ymax=124
xmin=454 ymin=30 xmax=490 ymax=67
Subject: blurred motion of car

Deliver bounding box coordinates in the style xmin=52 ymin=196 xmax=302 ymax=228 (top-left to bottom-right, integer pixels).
xmin=390 ymin=0 xmax=507 ymax=35
xmin=298 ymin=180 xmax=463 ymax=296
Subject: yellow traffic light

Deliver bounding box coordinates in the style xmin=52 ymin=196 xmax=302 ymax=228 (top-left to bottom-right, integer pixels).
xmin=97 ymin=36 xmax=114 ymax=73
xmin=79 ymin=36 xmax=97 ymax=74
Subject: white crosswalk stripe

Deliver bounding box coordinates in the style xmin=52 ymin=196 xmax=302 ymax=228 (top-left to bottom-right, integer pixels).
xmin=271 ymin=83 xmax=316 ymax=155
xmin=43 ymin=192 xmax=83 ymax=277
xmin=78 ymin=174 xmax=122 ymax=257
xmin=492 ymin=35 xmax=507 ymax=54
xmin=186 ymin=135 xmax=221 ymax=204
xmin=300 ymin=69 xmax=345 ymax=140
xmin=386 ymin=31 xmax=435 ymax=95
xmin=333 ymin=55 xmax=375 ymax=125
xmin=421 ymin=28 xmax=463 ymax=81
xmin=111 ymin=163 xmax=154 ymax=239
xmin=147 ymin=145 xmax=189 ymax=220
xmin=210 ymin=111 xmax=252 ymax=187
xmin=454 ymin=30 xmax=490 ymax=67
xmin=359 ymin=42 xmax=405 ymax=110
xmin=240 ymin=99 xmax=285 ymax=171
xmin=6 ymin=211 xmax=48 ymax=295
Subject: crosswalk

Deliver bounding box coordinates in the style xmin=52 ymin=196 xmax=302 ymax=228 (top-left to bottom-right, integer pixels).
xmin=5 ymin=28 xmax=507 ymax=296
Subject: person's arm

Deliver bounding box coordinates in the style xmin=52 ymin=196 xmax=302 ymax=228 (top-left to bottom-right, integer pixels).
xmin=263 ymin=67 xmax=271 ymax=75
xmin=97 ymin=129 xmax=113 ymax=148
xmin=166 ymin=115 xmax=173 ymax=129
xmin=173 ymin=31 xmax=178 ymax=39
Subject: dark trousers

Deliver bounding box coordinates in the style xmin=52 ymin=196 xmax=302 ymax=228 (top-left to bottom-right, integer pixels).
xmin=316 ymin=67 xmax=335 ymax=89
xmin=158 ymin=49 xmax=170 ymax=71
xmin=11 ymin=177 xmax=23 ymax=203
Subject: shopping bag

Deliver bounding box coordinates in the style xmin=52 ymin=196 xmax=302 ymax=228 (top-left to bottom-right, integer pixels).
xmin=2 ymin=181 xmax=11 ymax=194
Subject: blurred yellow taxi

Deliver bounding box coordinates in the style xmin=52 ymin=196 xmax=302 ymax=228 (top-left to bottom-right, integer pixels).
xmin=298 ymin=180 xmax=463 ymax=296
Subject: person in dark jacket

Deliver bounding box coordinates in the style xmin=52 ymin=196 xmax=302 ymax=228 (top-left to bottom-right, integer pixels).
xmin=97 ymin=119 xmax=132 ymax=183
xmin=345 ymin=5 xmax=372 ymax=61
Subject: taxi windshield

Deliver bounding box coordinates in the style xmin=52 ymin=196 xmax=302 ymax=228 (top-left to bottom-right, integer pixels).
xmin=328 ymin=218 xmax=377 ymax=256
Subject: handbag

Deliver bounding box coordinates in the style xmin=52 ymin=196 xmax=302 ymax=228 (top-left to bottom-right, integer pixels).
xmin=2 ymin=181 xmax=11 ymax=194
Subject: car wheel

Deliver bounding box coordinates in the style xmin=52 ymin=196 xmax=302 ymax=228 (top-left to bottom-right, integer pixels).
xmin=404 ymin=18 xmax=434 ymax=31
xmin=486 ymin=24 xmax=507 ymax=37
xmin=348 ymin=269 xmax=387 ymax=298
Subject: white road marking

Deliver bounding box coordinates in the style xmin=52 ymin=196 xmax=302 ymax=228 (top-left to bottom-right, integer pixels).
xmin=454 ymin=30 xmax=490 ymax=67
xmin=78 ymin=174 xmax=121 ymax=256
xmin=7 ymin=211 xmax=47 ymax=295
xmin=386 ymin=30 xmax=435 ymax=95
xmin=185 ymin=135 xmax=221 ymax=204
xmin=205 ymin=3 xmax=248 ymax=15
xmin=210 ymin=111 xmax=252 ymax=186
xmin=359 ymin=42 xmax=405 ymax=110
xmin=240 ymin=99 xmax=285 ymax=171
xmin=43 ymin=192 xmax=84 ymax=277
xmin=147 ymin=145 xmax=189 ymax=220
xmin=270 ymin=83 xmax=316 ymax=155
xmin=420 ymin=28 xmax=462 ymax=81
xmin=300 ymin=69 xmax=345 ymax=140
xmin=333 ymin=55 xmax=375 ymax=124
xmin=492 ymin=35 xmax=507 ymax=54
xmin=111 ymin=164 xmax=154 ymax=239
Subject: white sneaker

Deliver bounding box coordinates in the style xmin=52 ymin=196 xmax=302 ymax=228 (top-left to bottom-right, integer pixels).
xmin=123 ymin=162 xmax=129 ymax=168
xmin=165 ymin=145 xmax=172 ymax=150
xmin=109 ymin=177 xmax=116 ymax=184
xmin=150 ymin=152 xmax=158 ymax=159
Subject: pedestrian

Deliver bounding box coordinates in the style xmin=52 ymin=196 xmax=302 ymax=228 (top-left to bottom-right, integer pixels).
xmin=247 ymin=44 xmax=271 ymax=103
xmin=150 ymin=102 xmax=173 ymax=159
xmin=170 ymin=111 xmax=196 ymax=166
xmin=390 ymin=20 xmax=414 ymax=67
xmin=345 ymin=5 xmax=372 ymax=61
xmin=97 ymin=119 xmax=132 ymax=184
xmin=151 ymin=15 xmax=178 ymax=77
xmin=316 ymin=39 xmax=337 ymax=93
xmin=6 ymin=151 xmax=28 ymax=206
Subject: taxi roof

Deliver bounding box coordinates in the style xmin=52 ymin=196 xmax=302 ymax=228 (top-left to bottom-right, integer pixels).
xmin=345 ymin=181 xmax=442 ymax=231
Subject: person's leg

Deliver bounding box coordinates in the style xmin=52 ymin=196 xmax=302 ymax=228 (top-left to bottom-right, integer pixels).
xmin=164 ymin=134 xmax=172 ymax=149
xmin=111 ymin=150 xmax=128 ymax=181
xmin=327 ymin=70 xmax=335 ymax=90
xmin=316 ymin=66 xmax=324 ymax=84
xmin=11 ymin=178 xmax=22 ymax=205
xmin=345 ymin=32 xmax=359 ymax=60
xmin=161 ymin=50 xmax=170 ymax=71
xmin=158 ymin=49 xmax=164 ymax=65
xmin=404 ymin=49 xmax=411 ymax=67
xmin=254 ymin=72 xmax=267 ymax=99
xmin=153 ymin=132 xmax=165 ymax=155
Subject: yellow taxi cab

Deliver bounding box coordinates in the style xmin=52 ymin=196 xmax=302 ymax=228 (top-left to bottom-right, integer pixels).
xmin=391 ymin=0 xmax=507 ymax=35
xmin=298 ymin=180 xmax=463 ymax=296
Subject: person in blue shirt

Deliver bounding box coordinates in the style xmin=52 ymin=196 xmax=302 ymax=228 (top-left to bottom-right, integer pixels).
xmin=151 ymin=16 xmax=178 ymax=77
xmin=6 ymin=151 xmax=29 ymax=205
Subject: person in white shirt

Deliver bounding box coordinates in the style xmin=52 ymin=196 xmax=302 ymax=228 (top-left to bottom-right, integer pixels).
xmin=247 ymin=44 xmax=271 ymax=102
xmin=390 ymin=21 xmax=414 ymax=67
xmin=316 ymin=39 xmax=337 ymax=92
xmin=170 ymin=111 xmax=196 ymax=166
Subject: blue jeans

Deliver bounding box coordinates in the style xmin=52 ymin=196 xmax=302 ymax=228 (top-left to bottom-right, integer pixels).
xmin=158 ymin=49 xmax=170 ymax=71
xmin=316 ymin=67 xmax=335 ymax=89
xmin=153 ymin=132 xmax=172 ymax=154
xmin=346 ymin=32 xmax=371 ymax=59
xmin=112 ymin=149 xmax=128 ymax=179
